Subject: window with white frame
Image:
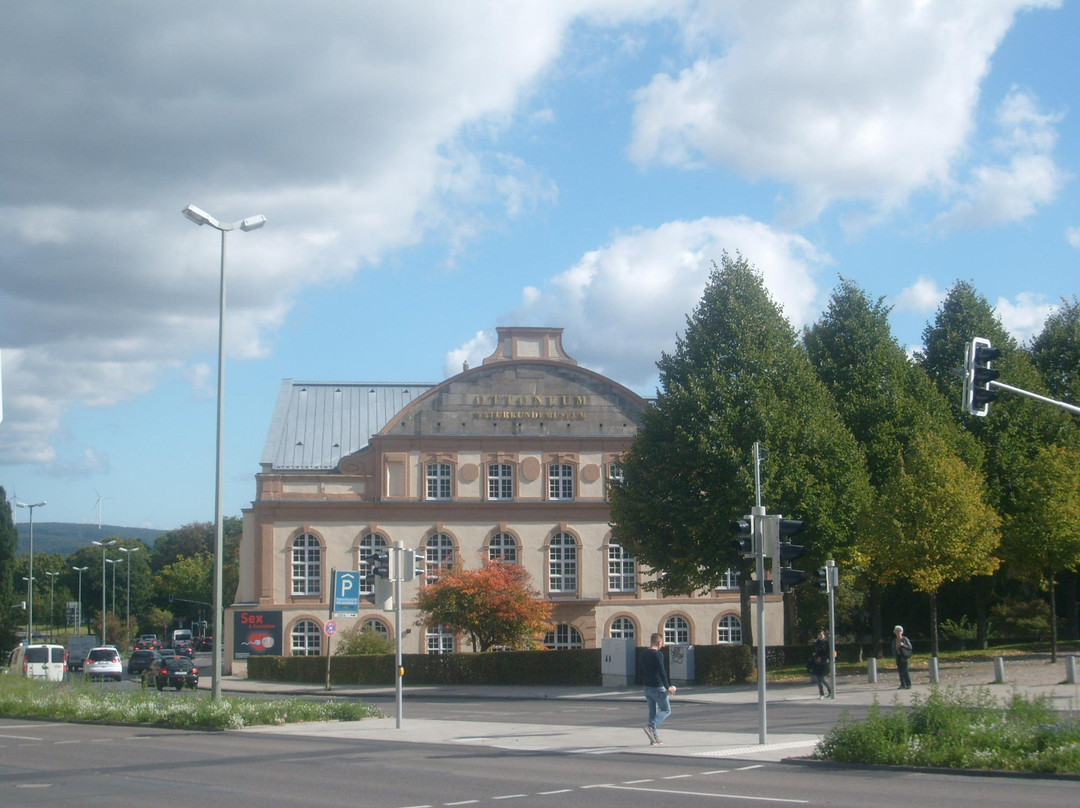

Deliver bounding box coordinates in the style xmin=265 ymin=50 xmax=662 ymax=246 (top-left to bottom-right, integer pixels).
xmin=543 ymin=624 xmax=583 ymax=650
xmin=426 ymin=462 xmax=452 ymax=500
xmin=291 ymin=619 xmax=322 ymax=656
xmin=487 ymin=462 xmax=513 ymax=500
xmin=607 ymin=462 xmax=624 ymax=499
xmin=548 ymin=463 xmax=574 ymax=500
xmin=609 ymin=616 xmax=636 ymax=640
xmin=291 ymin=533 xmax=322 ymax=596
xmin=607 ymin=543 xmax=636 ymax=592
xmin=717 ymin=615 xmax=742 ymax=644
xmin=548 ymin=532 xmax=577 ymax=593
xmin=426 ymin=624 xmax=455 ymax=654
xmin=717 ymin=568 xmax=740 ymax=590
xmin=357 ymin=533 xmax=388 ymax=595
xmin=363 ymin=619 xmax=390 ymax=639
xmin=664 ymin=615 xmax=690 ymax=645
xmin=488 ymin=532 xmax=518 ymax=563
xmin=425 ymin=533 xmax=454 ymax=584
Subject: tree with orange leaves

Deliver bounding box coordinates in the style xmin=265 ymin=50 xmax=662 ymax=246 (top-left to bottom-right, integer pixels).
xmin=414 ymin=560 xmax=552 ymax=652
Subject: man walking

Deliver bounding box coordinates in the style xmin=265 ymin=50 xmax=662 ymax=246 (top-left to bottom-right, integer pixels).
xmin=641 ymin=632 xmax=676 ymax=745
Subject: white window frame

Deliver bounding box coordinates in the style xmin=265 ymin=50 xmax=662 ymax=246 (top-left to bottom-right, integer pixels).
xmin=291 ymin=533 xmax=322 ymax=596
xmin=664 ymin=615 xmax=690 ymax=645
xmin=363 ymin=619 xmax=390 ymax=638
xmin=291 ymin=619 xmax=322 ymax=656
xmin=426 ymin=462 xmax=452 ymax=500
xmin=717 ymin=615 xmax=742 ymax=645
xmin=548 ymin=532 xmax=577 ymax=593
xmin=487 ymin=462 xmax=514 ymax=501
xmin=609 ymin=616 xmax=636 ymax=641
xmin=548 ymin=463 xmax=574 ymax=501
xmin=607 ymin=543 xmax=636 ymax=593
xmin=717 ymin=568 xmax=740 ymax=590
xmin=544 ymin=624 xmax=583 ymax=650
xmin=425 ymin=533 xmax=454 ymax=584
xmin=426 ymin=624 xmax=455 ymax=654
xmin=488 ymin=532 xmax=518 ymax=563
xmin=358 ymin=533 xmax=388 ymax=595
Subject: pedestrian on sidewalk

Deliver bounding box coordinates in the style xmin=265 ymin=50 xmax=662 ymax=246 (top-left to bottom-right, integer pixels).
xmin=810 ymin=630 xmax=833 ymax=698
xmin=641 ymin=632 xmax=676 ymax=745
xmin=893 ymin=625 xmax=912 ymax=689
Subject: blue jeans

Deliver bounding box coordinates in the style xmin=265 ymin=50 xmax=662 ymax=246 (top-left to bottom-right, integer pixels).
xmin=644 ymin=686 xmax=671 ymax=731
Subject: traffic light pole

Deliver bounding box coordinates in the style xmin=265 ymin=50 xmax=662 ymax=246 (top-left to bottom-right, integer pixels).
xmin=826 ymin=559 xmax=836 ymax=700
xmin=752 ymin=440 xmax=768 ymax=744
xmin=394 ymin=540 xmax=404 ymax=729
xmin=989 ymin=380 xmax=1080 ymax=416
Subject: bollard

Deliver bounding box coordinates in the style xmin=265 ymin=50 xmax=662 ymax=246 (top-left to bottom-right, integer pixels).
xmin=929 ymin=656 xmax=939 ymax=683
xmin=994 ymin=656 xmax=1006 ymax=683
xmin=867 ymin=657 xmax=877 ymax=683
xmin=1067 ymin=655 xmax=1077 ymax=685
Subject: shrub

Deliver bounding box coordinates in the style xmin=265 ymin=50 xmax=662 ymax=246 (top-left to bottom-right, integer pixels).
xmin=335 ymin=625 xmax=395 ymax=656
xmin=990 ymin=598 xmax=1049 ymax=639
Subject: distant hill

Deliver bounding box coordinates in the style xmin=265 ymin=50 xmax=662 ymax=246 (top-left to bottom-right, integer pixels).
xmin=15 ymin=522 xmax=169 ymax=556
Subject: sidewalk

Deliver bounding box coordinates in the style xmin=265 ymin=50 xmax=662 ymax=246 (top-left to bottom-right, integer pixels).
xmin=221 ymin=655 xmax=1080 ymax=762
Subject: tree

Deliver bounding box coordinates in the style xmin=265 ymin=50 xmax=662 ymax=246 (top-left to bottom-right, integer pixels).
xmin=609 ymin=255 xmax=871 ymax=643
xmin=0 ymin=488 xmax=17 ymax=649
xmin=1000 ymin=445 xmax=1080 ymax=661
xmin=872 ymin=431 xmax=1000 ymax=657
xmin=414 ymin=561 xmax=552 ymax=652
xmin=154 ymin=553 xmax=213 ymax=622
xmin=1030 ymin=296 xmax=1080 ymax=406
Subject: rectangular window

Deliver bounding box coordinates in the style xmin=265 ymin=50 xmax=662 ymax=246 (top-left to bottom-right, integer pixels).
xmin=607 ymin=544 xmax=636 ymax=593
xmin=548 ymin=463 xmax=574 ymax=500
xmin=487 ymin=463 xmax=513 ymax=500
xmin=426 ymin=462 xmax=452 ymax=500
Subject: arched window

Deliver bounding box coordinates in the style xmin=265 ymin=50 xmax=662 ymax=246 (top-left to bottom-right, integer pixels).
xmin=664 ymin=615 xmax=690 ymax=645
xmin=426 ymin=624 xmax=455 ymax=654
xmin=425 ymin=533 xmax=454 ymax=584
xmin=487 ymin=462 xmax=514 ymax=500
xmin=357 ymin=533 xmax=388 ymax=595
xmin=291 ymin=534 xmax=322 ymax=596
xmin=548 ymin=463 xmax=574 ymax=500
xmin=291 ymin=619 xmax=322 ymax=656
xmin=548 ymin=532 xmax=577 ymax=593
xmin=606 ymin=461 xmax=624 ymax=499
xmin=609 ymin=616 xmax=636 ymax=640
xmin=488 ymin=532 xmax=518 ymax=563
xmin=717 ymin=615 xmax=742 ymax=644
xmin=607 ymin=543 xmax=636 ymax=592
xmin=363 ymin=619 xmax=390 ymax=639
xmin=426 ymin=462 xmax=452 ymax=500
xmin=543 ymin=624 xmax=583 ymax=650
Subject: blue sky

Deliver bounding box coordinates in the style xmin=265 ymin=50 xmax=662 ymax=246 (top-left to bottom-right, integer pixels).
xmin=2 ymin=1 xmax=1077 ymax=530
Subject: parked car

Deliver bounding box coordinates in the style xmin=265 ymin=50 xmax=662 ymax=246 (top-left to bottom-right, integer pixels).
xmin=84 ymin=646 xmax=123 ymax=681
xmin=9 ymin=644 xmax=67 ymax=682
xmin=65 ymin=636 xmax=99 ymax=672
xmin=143 ymin=656 xmax=198 ymax=691
xmin=127 ymin=649 xmax=162 ymax=676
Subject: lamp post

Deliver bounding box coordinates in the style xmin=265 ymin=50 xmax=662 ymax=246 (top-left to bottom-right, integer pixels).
xmin=72 ymin=566 xmax=89 ymax=635
xmin=106 ymin=558 xmax=120 ymax=616
xmin=45 ymin=571 xmax=59 ymax=639
xmin=15 ymin=500 xmax=46 ymax=643
xmin=119 ymin=546 xmax=141 ymax=649
xmin=21 ymin=576 xmax=33 ymax=643
xmin=182 ymin=204 xmax=266 ymax=700
xmin=92 ymin=540 xmax=116 ymax=644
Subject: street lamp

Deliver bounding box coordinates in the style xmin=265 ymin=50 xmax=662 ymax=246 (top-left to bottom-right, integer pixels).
xmin=183 ymin=203 xmax=266 ymax=700
xmin=21 ymin=576 xmax=34 ymax=643
xmin=15 ymin=500 xmax=46 ymax=643
xmin=44 ymin=571 xmax=59 ymax=639
xmin=91 ymin=540 xmax=116 ymax=644
xmin=106 ymin=558 xmax=120 ymax=616
xmin=72 ymin=566 xmax=89 ymax=635
xmin=119 ymin=546 xmax=141 ymax=649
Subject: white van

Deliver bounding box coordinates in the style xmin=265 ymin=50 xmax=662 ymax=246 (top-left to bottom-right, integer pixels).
xmin=9 ymin=644 xmax=67 ymax=682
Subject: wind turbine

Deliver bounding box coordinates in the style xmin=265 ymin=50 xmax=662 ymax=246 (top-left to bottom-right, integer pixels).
xmin=90 ymin=489 xmax=113 ymax=530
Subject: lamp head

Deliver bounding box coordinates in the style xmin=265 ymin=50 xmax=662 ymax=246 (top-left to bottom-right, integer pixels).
xmin=182 ymin=204 xmax=219 ymax=228
xmin=239 ymin=214 xmax=267 ymax=231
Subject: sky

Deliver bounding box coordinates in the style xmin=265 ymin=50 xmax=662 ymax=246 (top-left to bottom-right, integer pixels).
xmin=1 ymin=1 xmax=1078 ymax=531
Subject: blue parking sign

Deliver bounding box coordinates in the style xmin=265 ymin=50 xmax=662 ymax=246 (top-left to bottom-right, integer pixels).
xmin=333 ymin=570 xmax=361 ymax=614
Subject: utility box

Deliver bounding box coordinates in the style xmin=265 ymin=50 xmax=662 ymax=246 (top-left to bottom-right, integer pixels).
xmin=601 ymin=637 xmax=636 ymax=687
xmin=669 ymin=644 xmax=695 ymax=684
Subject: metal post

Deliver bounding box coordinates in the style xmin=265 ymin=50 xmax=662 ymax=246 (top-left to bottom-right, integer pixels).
xmin=394 ymin=540 xmax=404 ymax=729
xmin=752 ymin=440 xmax=767 ymax=745
xmin=826 ymin=559 xmax=836 ymax=699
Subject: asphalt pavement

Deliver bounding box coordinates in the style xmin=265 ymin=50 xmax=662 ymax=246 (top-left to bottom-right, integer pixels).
xmin=216 ymin=653 xmax=1080 ymax=763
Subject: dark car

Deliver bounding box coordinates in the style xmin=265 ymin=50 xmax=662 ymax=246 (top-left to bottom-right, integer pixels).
xmin=175 ymin=641 xmax=194 ymax=658
xmin=143 ymin=656 xmax=198 ymax=691
xmin=127 ymin=649 xmax=161 ymax=675
xmin=194 ymin=636 xmax=213 ymax=652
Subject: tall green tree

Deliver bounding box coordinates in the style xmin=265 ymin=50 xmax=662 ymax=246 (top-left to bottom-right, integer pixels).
xmin=609 ymin=254 xmax=871 ymax=644
xmin=0 ymin=487 xmax=17 ymax=649
xmin=154 ymin=553 xmax=213 ymax=624
xmin=1030 ymin=296 xmax=1080 ymax=406
xmin=872 ymin=431 xmax=1000 ymax=657
xmin=804 ymin=278 xmax=983 ymax=650
xmin=1000 ymin=445 xmax=1080 ymax=661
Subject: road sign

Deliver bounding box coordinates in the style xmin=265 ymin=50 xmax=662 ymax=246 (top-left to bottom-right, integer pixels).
xmin=333 ymin=570 xmax=361 ymax=615
xmin=324 ymin=620 xmax=337 ymax=636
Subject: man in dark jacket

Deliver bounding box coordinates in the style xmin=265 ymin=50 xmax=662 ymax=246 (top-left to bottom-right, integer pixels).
xmin=810 ymin=630 xmax=833 ymax=698
xmin=641 ymin=633 xmax=676 ymax=745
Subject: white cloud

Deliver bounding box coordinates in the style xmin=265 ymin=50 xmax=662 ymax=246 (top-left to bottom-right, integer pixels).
xmin=996 ymin=292 xmax=1057 ymax=344
xmin=1067 ymin=227 xmax=1080 ymax=249
xmin=893 ymin=276 xmax=946 ymax=315
xmin=627 ymin=1 xmax=1058 ymax=221
xmin=451 ymin=216 xmax=831 ymax=391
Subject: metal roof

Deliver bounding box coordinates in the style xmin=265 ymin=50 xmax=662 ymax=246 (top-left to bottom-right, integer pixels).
xmin=261 ymin=380 xmax=434 ymax=471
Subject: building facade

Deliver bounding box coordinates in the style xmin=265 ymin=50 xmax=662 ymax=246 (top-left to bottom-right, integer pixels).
xmin=225 ymin=327 xmax=781 ymax=669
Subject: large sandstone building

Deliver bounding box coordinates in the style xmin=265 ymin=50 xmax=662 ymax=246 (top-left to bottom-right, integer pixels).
xmin=225 ymin=327 xmax=779 ymax=667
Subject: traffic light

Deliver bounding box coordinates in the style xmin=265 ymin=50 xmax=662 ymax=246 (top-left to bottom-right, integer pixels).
xmin=964 ymin=337 xmax=1001 ymax=416
xmin=362 ymin=550 xmax=392 ymax=605
xmin=818 ymin=567 xmax=830 ymax=592
xmin=403 ymin=548 xmax=425 ymax=581
xmin=370 ymin=551 xmax=391 ymax=579
xmin=777 ymin=518 xmax=809 ymax=592
xmin=731 ymin=516 xmax=755 ymax=557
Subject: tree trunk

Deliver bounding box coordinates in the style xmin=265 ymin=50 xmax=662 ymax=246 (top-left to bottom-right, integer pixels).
xmin=974 ymin=576 xmax=990 ymax=650
xmin=739 ymin=571 xmax=753 ymax=647
xmin=929 ymin=591 xmax=939 ymax=658
xmin=870 ymin=581 xmax=883 ymax=658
